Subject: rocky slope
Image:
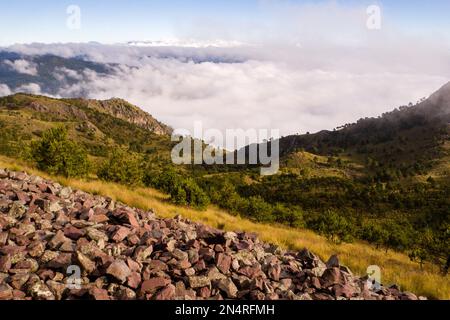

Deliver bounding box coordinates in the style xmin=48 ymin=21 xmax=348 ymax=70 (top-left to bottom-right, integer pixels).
xmin=1 ymin=93 xmax=172 ymax=136
xmin=85 ymin=98 xmax=172 ymax=136
xmin=0 ymin=168 xmax=423 ymax=300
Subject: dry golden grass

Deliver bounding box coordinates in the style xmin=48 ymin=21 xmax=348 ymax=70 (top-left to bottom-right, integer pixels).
xmin=0 ymin=155 xmax=449 ymax=299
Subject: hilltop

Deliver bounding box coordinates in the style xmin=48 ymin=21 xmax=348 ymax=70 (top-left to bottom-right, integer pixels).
xmin=275 ymin=82 xmax=450 ymax=181
xmin=0 ymin=93 xmax=173 ymax=160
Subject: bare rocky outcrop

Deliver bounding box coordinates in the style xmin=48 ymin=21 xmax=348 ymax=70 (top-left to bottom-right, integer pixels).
xmin=0 ymin=168 xmax=424 ymax=300
xmin=87 ymin=98 xmax=173 ymax=135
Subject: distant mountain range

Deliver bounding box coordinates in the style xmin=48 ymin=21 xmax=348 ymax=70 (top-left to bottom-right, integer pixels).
xmin=0 ymin=48 xmax=248 ymax=97
xmin=126 ymin=39 xmax=246 ymax=48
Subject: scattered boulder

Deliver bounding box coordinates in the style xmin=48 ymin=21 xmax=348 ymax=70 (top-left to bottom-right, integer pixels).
xmin=106 ymin=260 xmax=131 ymax=283
xmin=217 ymin=278 xmax=238 ymax=298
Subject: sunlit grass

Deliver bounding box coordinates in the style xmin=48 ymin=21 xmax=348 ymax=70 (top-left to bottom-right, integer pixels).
xmin=0 ymin=155 xmax=448 ymax=299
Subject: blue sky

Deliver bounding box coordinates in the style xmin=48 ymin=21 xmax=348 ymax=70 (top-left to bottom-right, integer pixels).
xmin=1 ymin=0 xmax=450 ymax=45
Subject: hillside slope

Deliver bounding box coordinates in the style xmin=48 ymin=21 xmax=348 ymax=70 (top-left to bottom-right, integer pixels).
xmin=0 ymin=93 xmax=173 ymax=159
xmin=1 ymin=156 xmax=448 ymax=299
xmin=276 ymin=82 xmax=450 ymax=179
xmin=0 ymin=167 xmax=431 ymax=300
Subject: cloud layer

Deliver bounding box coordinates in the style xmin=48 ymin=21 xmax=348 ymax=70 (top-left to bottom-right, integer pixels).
xmin=3 ymin=59 xmax=38 ymax=75
xmin=1 ymin=2 xmax=450 ymax=147
xmin=52 ymin=57 xmax=446 ymax=140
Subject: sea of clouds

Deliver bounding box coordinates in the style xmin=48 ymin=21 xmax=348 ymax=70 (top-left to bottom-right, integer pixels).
xmin=1 ymin=1 xmax=449 ymax=145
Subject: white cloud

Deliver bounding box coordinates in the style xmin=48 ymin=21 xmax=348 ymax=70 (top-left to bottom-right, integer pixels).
xmin=17 ymin=83 xmax=41 ymax=94
xmin=3 ymin=59 xmax=38 ymax=75
xmin=0 ymin=84 xmax=12 ymax=96
xmin=54 ymin=67 xmax=83 ymax=81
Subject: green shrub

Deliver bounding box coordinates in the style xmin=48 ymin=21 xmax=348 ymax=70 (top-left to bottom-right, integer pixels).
xmin=308 ymin=209 xmax=354 ymax=243
xmin=31 ymin=126 xmax=89 ymax=177
xmin=361 ymin=222 xmax=389 ymax=249
xmin=145 ymin=166 xmax=182 ymax=193
xmin=170 ymin=178 xmax=210 ymax=210
xmin=244 ymin=196 xmax=274 ymax=223
xmin=144 ymin=167 xmax=210 ymax=210
xmin=272 ymin=204 xmax=305 ymax=228
xmin=98 ymin=148 xmax=143 ymax=185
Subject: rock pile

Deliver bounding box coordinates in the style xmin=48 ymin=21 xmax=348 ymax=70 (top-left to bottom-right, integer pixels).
xmin=0 ymin=168 xmax=423 ymax=300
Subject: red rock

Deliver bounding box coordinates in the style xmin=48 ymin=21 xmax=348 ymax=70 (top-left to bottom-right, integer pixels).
xmin=333 ymin=284 xmax=355 ymax=298
xmin=27 ymin=241 xmax=45 ymax=258
xmin=235 ymin=240 xmax=253 ymax=250
xmin=0 ymin=254 xmax=11 ymax=272
xmin=147 ymin=260 xmax=169 ymax=273
xmin=0 ymin=284 xmax=13 ymax=300
xmin=0 ymin=232 xmax=8 ymax=245
xmin=199 ymin=286 xmax=211 ymax=298
xmin=310 ymin=276 xmax=322 ymax=289
xmin=115 ymin=287 xmax=136 ymax=300
xmin=76 ymin=251 xmax=96 ymax=274
xmin=216 ymin=253 xmax=232 ymax=274
xmin=15 ymin=259 xmax=38 ymax=272
xmin=55 ymin=212 xmax=70 ymax=225
xmin=177 ymin=259 xmax=191 ymax=269
xmin=133 ymin=245 xmax=153 ymax=262
xmin=249 ymin=290 xmax=265 ymax=300
xmin=140 ymin=277 xmax=170 ymax=294
xmin=126 ymin=258 xmax=141 ymax=273
xmin=15 ymin=191 xmax=30 ymax=203
xmin=79 ymin=208 xmax=94 ymax=220
xmin=12 ymin=289 xmax=26 ymax=300
xmin=217 ymin=278 xmax=238 ymax=298
xmin=47 ymin=253 xmax=73 ymax=269
xmin=117 ymin=210 xmax=140 ymax=228
xmin=326 ymin=254 xmax=340 ymax=268
xmin=82 ymin=199 xmax=94 ymax=209
xmin=89 ymin=214 xmax=109 ymax=223
xmin=106 ymin=260 xmax=131 ymax=283
xmin=267 ymin=263 xmax=281 ymax=281
xmin=48 ymin=230 xmax=70 ymax=249
xmin=321 ymin=267 xmax=341 ymax=288
xmin=64 ymin=225 xmax=85 ymax=240
xmin=37 ymin=269 xmax=55 ymax=281
xmin=89 ymin=287 xmax=110 ymax=300
xmin=238 ymin=266 xmax=261 ymax=279
xmin=28 ymin=282 xmax=55 ymax=300
xmin=188 ymin=276 xmax=211 ymax=289
xmin=401 ymin=292 xmax=418 ymax=300
xmin=111 ymin=226 xmax=130 ymax=242
xmin=127 ymin=234 xmax=140 ymax=245
xmin=0 ymin=245 xmax=26 ymax=256
xmin=154 ymin=284 xmax=175 ymax=300
xmin=10 ymin=273 xmax=30 ymax=290
xmin=312 ymin=292 xmax=334 ymax=300
xmin=127 ymin=272 xmax=141 ymax=289
xmin=193 ymin=259 xmax=206 ymax=272
xmin=37 ymin=183 xmax=49 ymax=192
xmin=199 ymin=248 xmax=215 ymax=262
